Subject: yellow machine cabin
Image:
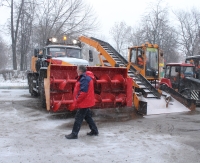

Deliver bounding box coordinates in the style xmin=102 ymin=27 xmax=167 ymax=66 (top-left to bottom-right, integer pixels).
xmin=128 ymin=42 xmax=163 ymax=82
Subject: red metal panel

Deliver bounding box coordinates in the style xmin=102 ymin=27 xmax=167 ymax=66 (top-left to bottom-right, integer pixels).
xmin=50 ymin=65 xmax=77 ymax=112
xmin=126 ymin=78 xmax=133 ymax=107
xmin=160 ymin=78 xmax=172 ymax=88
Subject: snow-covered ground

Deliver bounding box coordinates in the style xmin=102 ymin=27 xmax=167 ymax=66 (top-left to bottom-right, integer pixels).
xmin=144 ymin=96 xmax=190 ymax=115
xmin=0 ymin=75 xmax=28 ymax=88
xmin=0 ymin=75 xmax=199 ymax=162
xmin=0 ymin=89 xmax=199 ymax=163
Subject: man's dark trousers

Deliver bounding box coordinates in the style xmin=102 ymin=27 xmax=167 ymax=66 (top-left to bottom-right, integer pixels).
xmin=72 ymin=108 xmax=98 ymax=136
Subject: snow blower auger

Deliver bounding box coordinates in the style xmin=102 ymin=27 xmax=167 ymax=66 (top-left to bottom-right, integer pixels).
xmin=43 ymin=65 xmax=133 ymax=112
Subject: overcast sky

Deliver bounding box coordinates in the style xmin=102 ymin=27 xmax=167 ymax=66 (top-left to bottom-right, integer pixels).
xmin=86 ymin=0 xmax=200 ymax=42
xmin=1 ymin=0 xmax=200 ymax=42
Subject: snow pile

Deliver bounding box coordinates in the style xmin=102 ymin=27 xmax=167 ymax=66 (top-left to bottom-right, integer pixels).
xmin=0 ymin=74 xmax=28 ymax=88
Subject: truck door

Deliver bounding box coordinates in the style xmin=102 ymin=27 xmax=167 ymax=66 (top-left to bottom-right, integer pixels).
xmin=130 ymin=47 xmax=144 ymax=68
xmin=169 ymin=66 xmax=180 ymax=90
xmin=145 ymin=47 xmax=159 ymax=79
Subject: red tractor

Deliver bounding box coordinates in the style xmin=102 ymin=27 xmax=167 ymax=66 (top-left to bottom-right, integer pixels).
xmin=160 ymin=63 xmax=200 ymax=105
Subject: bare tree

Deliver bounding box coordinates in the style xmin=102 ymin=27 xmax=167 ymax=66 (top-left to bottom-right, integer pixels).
xmin=109 ymin=1 xmax=180 ymax=63
xmin=127 ymin=26 xmax=146 ymax=46
xmin=109 ymin=21 xmax=131 ymax=56
xmin=1 ymin=0 xmax=97 ymax=70
xmin=136 ymin=0 xmax=179 ymax=63
xmin=174 ymin=8 xmax=200 ymax=57
xmin=18 ymin=0 xmax=35 ymax=71
xmin=139 ymin=0 xmax=169 ymax=44
xmin=1 ymin=0 xmax=25 ymax=70
xmin=32 ymin=0 xmax=98 ymax=47
xmin=160 ymin=27 xmax=180 ymax=62
xmin=11 ymin=0 xmax=24 ymax=70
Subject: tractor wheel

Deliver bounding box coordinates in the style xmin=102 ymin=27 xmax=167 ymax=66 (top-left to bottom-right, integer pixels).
xmin=30 ymin=75 xmax=38 ymax=97
xmin=40 ymin=79 xmax=46 ymax=109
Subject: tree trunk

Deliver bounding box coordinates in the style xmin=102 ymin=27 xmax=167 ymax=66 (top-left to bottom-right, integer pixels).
xmin=11 ymin=0 xmax=17 ymax=70
xmin=11 ymin=0 xmax=24 ymax=70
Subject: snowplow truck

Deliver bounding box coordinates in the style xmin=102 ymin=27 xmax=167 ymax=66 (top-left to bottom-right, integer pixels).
xmin=27 ymin=38 xmax=133 ymax=112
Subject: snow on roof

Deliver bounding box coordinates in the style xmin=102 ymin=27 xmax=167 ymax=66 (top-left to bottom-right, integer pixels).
xmin=45 ymin=44 xmax=81 ymax=49
xmin=186 ymin=55 xmax=200 ymax=59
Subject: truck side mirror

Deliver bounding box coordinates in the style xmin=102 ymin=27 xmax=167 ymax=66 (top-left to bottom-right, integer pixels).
xmin=89 ymin=50 xmax=93 ymax=62
xmin=46 ymin=55 xmax=52 ymax=59
xmin=34 ymin=49 xmax=39 ymax=57
xmin=38 ymin=50 xmax=43 ymax=58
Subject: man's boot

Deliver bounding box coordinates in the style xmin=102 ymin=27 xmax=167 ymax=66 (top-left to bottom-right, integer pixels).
xmin=87 ymin=130 xmax=99 ymax=136
xmin=65 ymin=133 xmax=78 ymax=139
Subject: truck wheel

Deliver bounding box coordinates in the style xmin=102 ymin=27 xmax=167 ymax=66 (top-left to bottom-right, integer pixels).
xmin=30 ymin=75 xmax=38 ymax=97
xmin=27 ymin=74 xmax=31 ymax=94
xmin=40 ymin=79 xmax=46 ymax=109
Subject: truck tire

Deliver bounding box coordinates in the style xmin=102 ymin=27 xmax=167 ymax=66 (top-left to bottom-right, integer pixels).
xmin=40 ymin=79 xmax=46 ymax=109
xmin=29 ymin=75 xmax=38 ymax=97
xmin=27 ymin=74 xmax=31 ymax=94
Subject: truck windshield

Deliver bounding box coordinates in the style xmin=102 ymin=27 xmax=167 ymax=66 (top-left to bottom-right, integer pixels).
xmin=48 ymin=47 xmax=81 ymax=59
xmin=146 ymin=48 xmax=158 ymax=70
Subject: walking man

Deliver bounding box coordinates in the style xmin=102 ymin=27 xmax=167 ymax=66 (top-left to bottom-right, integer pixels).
xmin=65 ymin=65 xmax=99 ymax=139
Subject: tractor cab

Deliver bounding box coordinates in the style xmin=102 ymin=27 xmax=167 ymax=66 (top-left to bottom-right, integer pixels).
xmin=128 ymin=42 xmax=161 ymax=82
xmin=161 ymin=63 xmax=195 ymax=91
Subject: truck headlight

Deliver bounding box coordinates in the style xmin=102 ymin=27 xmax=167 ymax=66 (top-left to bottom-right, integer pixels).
xmin=51 ymin=38 xmax=57 ymax=42
xmin=73 ymin=39 xmax=78 ymax=44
